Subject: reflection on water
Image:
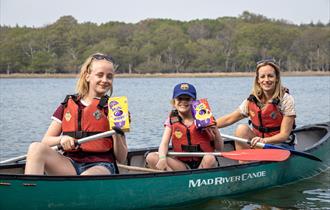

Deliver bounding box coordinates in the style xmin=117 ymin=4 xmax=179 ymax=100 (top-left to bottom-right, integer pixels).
xmin=233 ymin=169 xmax=330 ymax=209
xmin=164 ymin=196 xmax=285 ymax=210
xmin=0 ymin=77 xmax=330 ymax=209
xmin=304 ymin=189 xmax=330 ymax=203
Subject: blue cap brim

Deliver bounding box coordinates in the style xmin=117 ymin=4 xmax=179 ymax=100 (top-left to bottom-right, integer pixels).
xmin=173 ymin=92 xmax=196 ymax=99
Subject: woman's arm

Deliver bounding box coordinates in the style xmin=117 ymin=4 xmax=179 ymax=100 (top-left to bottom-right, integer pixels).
xmin=216 ymin=110 xmax=246 ymax=128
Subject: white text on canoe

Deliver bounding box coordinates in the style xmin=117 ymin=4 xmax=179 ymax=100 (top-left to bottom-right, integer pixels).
xmin=188 ymin=171 xmax=266 ymax=188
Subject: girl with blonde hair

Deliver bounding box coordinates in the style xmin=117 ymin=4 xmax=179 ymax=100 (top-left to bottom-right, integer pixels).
xmin=25 ymin=53 xmax=127 ymax=175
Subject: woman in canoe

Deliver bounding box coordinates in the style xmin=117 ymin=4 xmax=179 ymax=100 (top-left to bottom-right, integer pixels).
xmin=24 ymin=53 xmax=128 ymax=175
xmin=217 ymin=58 xmax=296 ymax=150
xmin=146 ymin=83 xmax=223 ymax=171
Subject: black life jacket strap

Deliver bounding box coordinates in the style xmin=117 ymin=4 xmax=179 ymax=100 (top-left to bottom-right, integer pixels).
xmin=61 ymin=94 xmax=79 ymax=108
xmin=271 ymin=98 xmax=280 ymax=105
xmin=186 ymin=129 xmax=192 ymax=145
xmin=98 ymin=95 xmax=109 ymax=109
xmin=63 ymin=131 xmax=107 ymax=139
xmin=61 ymin=94 xmax=108 ymax=110
xmin=251 ymin=123 xmax=281 ymax=133
xmin=181 ymin=144 xmax=201 ymax=152
xmin=169 ymin=110 xmax=182 ymax=125
xmin=247 ymin=94 xmax=263 ymax=108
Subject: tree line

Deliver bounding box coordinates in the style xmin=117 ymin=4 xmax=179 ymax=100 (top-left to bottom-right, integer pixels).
xmin=0 ymin=11 xmax=329 ymax=74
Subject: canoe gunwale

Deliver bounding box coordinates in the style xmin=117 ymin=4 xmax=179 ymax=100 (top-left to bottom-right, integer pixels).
xmin=294 ymin=122 xmax=330 ymax=154
xmin=0 ymin=159 xmax=279 ymax=181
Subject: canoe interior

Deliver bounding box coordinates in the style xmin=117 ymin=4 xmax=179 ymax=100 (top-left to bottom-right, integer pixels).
xmin=0 ymin=122 xmax=328 ymax=175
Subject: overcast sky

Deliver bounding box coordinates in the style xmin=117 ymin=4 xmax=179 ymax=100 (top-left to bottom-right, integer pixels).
xmin=1 ymin=0 xmax=329 ymax=27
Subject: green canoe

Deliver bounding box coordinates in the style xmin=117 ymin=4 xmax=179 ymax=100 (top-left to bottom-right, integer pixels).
xmin=0 ymin=122 xmax=329 ymax=210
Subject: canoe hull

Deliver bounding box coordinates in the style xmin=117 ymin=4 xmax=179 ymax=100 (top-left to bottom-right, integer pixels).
xmin=0 ymin=122 xmax=329 ymax=210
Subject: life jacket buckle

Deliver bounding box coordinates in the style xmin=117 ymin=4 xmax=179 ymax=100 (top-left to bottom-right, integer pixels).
xmin=257 ymin=126 xmax=268 ymax=133
xmin=75 ymin=131 xmax=83 ymax=139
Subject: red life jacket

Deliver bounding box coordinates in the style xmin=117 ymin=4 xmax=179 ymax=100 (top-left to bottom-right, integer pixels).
xmin=61 ymin=95 xmax=113 ymax=153
xmin=170 ymin=111 xmax=214 ymax=162
xmin=247 ymin=95 xmax=283 ymax=138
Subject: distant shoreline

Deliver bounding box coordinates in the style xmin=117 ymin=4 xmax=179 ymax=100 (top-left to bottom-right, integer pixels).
xmin=0 ymin=71 xmax=329 ymax=78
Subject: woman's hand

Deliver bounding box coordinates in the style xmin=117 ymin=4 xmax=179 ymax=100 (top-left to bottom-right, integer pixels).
xmin=59 ymin=135 xmax=76 ymax=151
xmin=250 ymin=136 xmax=266 ymax=148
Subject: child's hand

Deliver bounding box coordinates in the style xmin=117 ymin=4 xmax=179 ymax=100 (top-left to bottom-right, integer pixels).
xmin=203 ymin=125 xmax=218 ymax=141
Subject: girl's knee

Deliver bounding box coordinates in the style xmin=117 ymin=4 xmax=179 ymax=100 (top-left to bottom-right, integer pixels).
xmin=203 ymin=155 xmax=216 ymax=166
xmin=146 ymin=152 xmax=158 ymax=164
xmin=28 ymin=142 xmax=42 ymax=151
xmin=27 ymin=142 xmax=49 ymax=156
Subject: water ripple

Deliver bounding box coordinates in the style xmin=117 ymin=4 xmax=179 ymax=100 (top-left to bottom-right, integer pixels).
xmin=304 ymin=189 xmax=330 ymax=203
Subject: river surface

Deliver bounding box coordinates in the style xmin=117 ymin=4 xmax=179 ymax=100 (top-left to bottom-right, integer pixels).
xmin=0 ymin=76 xmax=329 ymax=209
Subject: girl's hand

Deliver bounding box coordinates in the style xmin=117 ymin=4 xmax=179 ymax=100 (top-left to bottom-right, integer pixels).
xmin=112 ymin=126 xmax=125 ymax=137
xmin=250 ymin=137 xmax=266 ymax=148
xmin=59 ymin=135 xmax=76 ymax=151
xmin=156 ymin=158 xmax=168 ymax=171
xmin=203 ymin=125 xmax=218 ymax=141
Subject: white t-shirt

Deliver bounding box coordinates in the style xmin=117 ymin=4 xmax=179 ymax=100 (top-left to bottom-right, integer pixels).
xmin=238 ymin=93 xmax=296 ymax=117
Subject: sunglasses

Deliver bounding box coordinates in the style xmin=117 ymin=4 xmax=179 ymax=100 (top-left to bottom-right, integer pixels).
xmin=92 ymin=54 xmax=115 ymax=64
xmin=256 ymin=58 xmax=277 ymax=66
xmin=256 ymin=58 xmax=280 ymax=70
xmin=257 ymin=58 xmax=276 ymax=65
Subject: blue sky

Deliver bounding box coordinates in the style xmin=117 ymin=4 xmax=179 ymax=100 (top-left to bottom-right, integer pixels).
xmin=1 ymin=0 xmax=329 ymax=27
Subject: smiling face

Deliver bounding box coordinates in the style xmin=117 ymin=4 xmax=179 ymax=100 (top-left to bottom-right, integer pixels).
xmin=174 ymin=95 xmax=193 ymax=115
xmin=257 ymin=65 xmax=278 ymax=94
xmin=86 ymin=60 xmax=114 ymax=98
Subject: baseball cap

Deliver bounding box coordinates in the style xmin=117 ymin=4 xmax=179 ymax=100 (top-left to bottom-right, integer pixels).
xmin=172 ymin=83 xmax=197 ymax=99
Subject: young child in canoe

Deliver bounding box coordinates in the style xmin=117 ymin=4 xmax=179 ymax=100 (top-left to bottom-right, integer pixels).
xmin=146 ymin=83 xmax=223 ymax=171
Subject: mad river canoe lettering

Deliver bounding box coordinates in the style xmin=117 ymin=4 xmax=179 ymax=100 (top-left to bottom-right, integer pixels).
xmin=189 ymin=171 xmax=266 ymax=188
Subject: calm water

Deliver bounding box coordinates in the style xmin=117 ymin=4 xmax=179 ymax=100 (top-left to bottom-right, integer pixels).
xmin=0 ymin=76 xmax=330 ymax=209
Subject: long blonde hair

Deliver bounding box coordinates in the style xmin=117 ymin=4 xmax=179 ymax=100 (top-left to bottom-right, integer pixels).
xmin=75 ymin=53 xmax=114 ymax=98
xmin=252 ymin=60 xmax=284 ymax=102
